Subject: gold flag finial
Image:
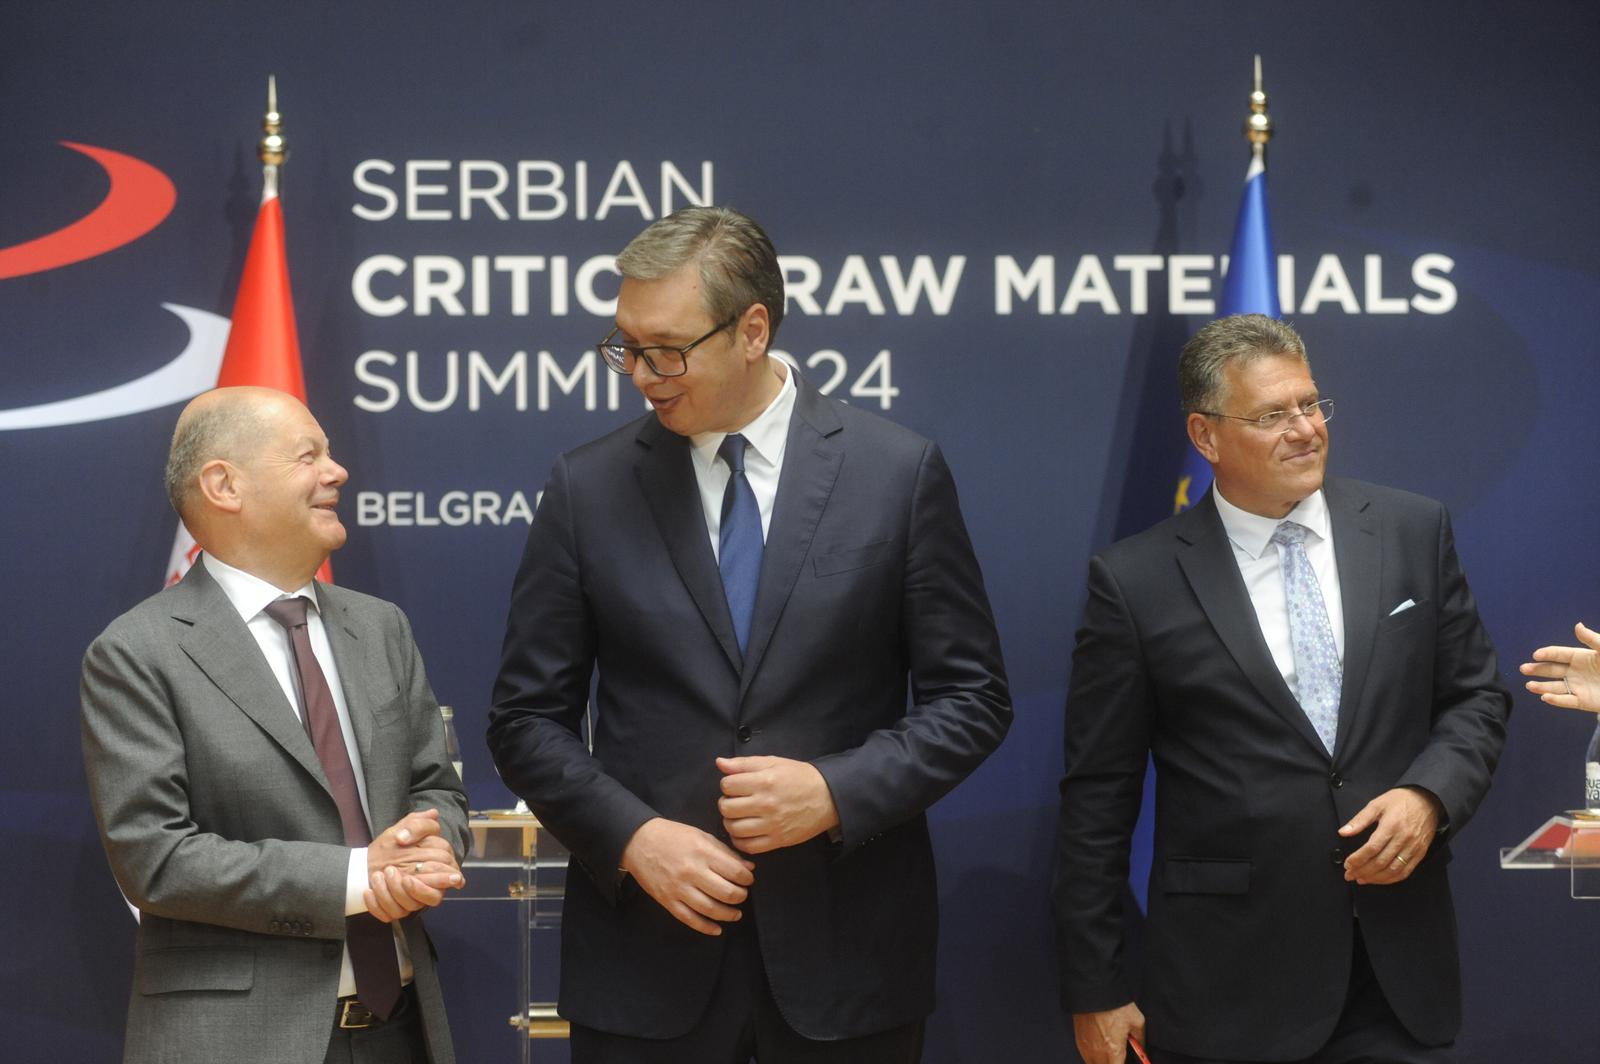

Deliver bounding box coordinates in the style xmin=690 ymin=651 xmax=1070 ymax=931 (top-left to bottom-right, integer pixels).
xmin=260 ymin=75 xmax=286 ymax=166
xmin=1244 ymin=54 xmax=1273 ymax=157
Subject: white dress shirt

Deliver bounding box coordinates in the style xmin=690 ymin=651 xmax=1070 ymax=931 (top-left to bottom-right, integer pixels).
xmin=689 ymin=360 xmax=797 ymax=560
xmin=1211 ymin=487 xmax=1346 ymax=702
xmin=201 ymin=552 xmax=413 ymax=995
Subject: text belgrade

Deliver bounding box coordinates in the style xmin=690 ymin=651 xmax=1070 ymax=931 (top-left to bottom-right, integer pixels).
xmin=356 ymin=490 xmax=538 ymax=527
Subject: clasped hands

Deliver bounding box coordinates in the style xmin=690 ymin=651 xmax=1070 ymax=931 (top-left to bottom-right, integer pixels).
xmin=619 ymin=756 xmax=840 ymax=936
xmin=365 ymin=808 xmax=467 ymax=922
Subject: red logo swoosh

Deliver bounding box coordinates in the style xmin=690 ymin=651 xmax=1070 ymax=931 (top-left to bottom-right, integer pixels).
xmin=0 ymin=142 xmax=176 ymax=280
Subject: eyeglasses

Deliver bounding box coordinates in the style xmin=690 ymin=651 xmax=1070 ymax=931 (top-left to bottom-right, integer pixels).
xmin=1195 ymin=398 xmax=1335 ymax=434
xmin=596 ymin=317 xmax=736 ymax=378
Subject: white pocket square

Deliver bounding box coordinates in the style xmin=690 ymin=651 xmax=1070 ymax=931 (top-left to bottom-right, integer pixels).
xmin=1388 ymin=598 xmax=1417 ymax=617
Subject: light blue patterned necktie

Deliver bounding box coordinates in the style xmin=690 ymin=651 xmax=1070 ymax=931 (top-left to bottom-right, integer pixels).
xmin=1270 ymin=521 xmax=1341 ymax=753
xmin=718 ymin=434 xmax=762 ymax=656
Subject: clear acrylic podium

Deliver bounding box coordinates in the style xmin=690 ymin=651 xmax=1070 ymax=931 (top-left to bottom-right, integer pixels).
xmin=454 ymin=811 xmax=571 ymax=1062
xmin=1499 ymin=811 xmax=1600 ymax=899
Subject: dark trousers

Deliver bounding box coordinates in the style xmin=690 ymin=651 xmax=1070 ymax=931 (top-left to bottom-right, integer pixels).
xmin=322 ymin=985 xmax=430 ymax=1064
xmin=571 ymin=920 xmax=924 ymax=1064
xmin=1153 ymin=928 xmax=1455 ymax=1064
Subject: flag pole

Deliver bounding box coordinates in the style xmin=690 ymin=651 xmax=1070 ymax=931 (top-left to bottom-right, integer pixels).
xmin=1245 ymin=54 xmax=1273 ymax=167
xmin=261 ymin=74 xmax=285 ymax=199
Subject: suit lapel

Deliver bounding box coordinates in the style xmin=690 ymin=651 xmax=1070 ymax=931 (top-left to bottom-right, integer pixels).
xmin=1325 ymin=478 xmax=1381 ymax=759
xmin=635 ymin=419 xmax=744 ymax=673
xmin=318 ymin=584 xmax=396 ymax=827
xmin=1176 ymin=494 xmax=1331 ymax=757
xmin=739 ymin=378 xmax=843 ymax=698
xmin=173 ymin=562 xmax=330 ymax=792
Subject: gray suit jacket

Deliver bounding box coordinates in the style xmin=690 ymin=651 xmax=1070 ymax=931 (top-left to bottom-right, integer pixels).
xmin=80 ymin=559 xmax=469 ymax=1064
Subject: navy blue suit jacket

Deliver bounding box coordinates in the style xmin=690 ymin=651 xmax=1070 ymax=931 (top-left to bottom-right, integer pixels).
xmin=1052 ymin=479 xmax=1510 ymax=1060
xmin=489 ymin=372 xmax=1011 ymax=1040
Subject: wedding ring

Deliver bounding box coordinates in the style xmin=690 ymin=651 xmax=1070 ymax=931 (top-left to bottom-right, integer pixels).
xmin=1394 ymin=854 xmax=1408 ymax=866
xmin=413 ymin=862 xmax=422 ymax=875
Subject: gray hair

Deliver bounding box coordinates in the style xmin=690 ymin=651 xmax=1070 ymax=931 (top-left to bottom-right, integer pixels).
xmin=164 ymin=397 xmax=270 ymax=516
xmin=1179 ymin=314 xmax=1309 ymax=413
xmin=615 ymin=206 xmax=785 ymax=344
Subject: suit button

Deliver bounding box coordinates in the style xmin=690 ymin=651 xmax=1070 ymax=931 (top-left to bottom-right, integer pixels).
xmin=1329 ymin=847 xmax=1345 ymax=866
xmin=1329 ymin=772 xmax=1344 ymax=788
xmin=736 ymin=725 xmax=752 ymax=743
xmin=269 ymin=920 xmax=281 ymax=932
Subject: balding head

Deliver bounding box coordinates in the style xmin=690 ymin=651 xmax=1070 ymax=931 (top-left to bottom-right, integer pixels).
xmin=166 ymin=387 xmax=349 ymax=589
xmin=166 ymin=387 xmax=297 ymax=520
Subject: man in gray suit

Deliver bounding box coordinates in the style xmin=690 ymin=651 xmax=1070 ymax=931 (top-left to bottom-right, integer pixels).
xmin=81 ymin=386 xmax=469 ymax=1064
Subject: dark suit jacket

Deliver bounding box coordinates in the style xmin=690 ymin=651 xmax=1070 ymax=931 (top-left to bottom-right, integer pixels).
xmin=80 ymin=560 xmax=469 ymax=1064
xmin=1052 ymin=478 xmax=1510 ymax=1061
xmin=488 ymin=373 xmax=1011 ymax=1040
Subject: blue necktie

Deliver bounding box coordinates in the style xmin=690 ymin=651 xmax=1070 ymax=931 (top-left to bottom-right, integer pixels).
xmin=718 ymin=434 xmax=763 ymax=655
xmin=1270 ymin=521 xmax=1341 ymax=753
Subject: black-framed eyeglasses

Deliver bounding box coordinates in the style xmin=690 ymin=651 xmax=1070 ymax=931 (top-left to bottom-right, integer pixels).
xmin=1194 ymin=398 xmax=1335 ymax=434
xmin=596 ymin=317 xmax=737 ymax=378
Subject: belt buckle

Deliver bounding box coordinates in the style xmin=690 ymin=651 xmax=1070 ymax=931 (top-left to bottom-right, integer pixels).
xmin=338 ymin=998 xmax=377 ymax=1029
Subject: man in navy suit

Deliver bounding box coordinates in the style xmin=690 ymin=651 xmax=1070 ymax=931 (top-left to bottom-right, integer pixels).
xmin=1053 ymin=315 xmax=1510 ymax=1064
xmin=488 ymin=206 xmax=1011 ymax=1062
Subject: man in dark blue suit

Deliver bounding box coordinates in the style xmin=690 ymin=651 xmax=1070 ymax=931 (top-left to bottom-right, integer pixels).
xmin=1053 ymin=315 xmax=1510 ymax=1064
xmin=488 ymin=206 xmax=1011 ymax=1062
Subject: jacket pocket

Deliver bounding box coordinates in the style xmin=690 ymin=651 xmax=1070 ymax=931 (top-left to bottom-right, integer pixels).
xmin=812 ymin=540 xmax=894 ymax=577
xmin=1378 ymin=596 xmax=1433 ymax=633
xmin=370 ymin=689 xmax=407 ymax=727
xmin=138 ymin=946 xmax=255 ymax=995
xmin=1163 ymin=857 xmax=1251 ymax=895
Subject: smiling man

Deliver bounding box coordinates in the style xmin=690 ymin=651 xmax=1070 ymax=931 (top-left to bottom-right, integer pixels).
xmin=80 ymin=386 xmax=468 ymax=1064
xmin=1052 ymin=315 xmax=1511 ymax=1064
xmin=488 ymin=206 xmax=1011 ymax=1062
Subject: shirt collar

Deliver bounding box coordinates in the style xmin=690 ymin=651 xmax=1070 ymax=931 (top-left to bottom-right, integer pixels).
xmin=201 ymin=552 xmax=321 ymax=623
xmin=1212 ymin=486 xmax=1332 ymax=560
xmin=690 ymin=358 xmax=796 ymax=469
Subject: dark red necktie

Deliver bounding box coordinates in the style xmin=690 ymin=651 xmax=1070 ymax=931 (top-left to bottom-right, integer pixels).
xmin=263 ymin=596 xmax=402 ymax=1019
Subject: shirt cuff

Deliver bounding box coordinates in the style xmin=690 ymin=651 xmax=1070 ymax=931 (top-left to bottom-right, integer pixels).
xmin=345 ymin=847 xmax=369 ymax=916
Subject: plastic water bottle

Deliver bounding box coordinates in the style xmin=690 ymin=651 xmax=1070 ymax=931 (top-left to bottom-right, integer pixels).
xmin=440 ymin=705 xmax=463 ymax=785
xmin=1585 ymin=718 xmax=1600 ymax=813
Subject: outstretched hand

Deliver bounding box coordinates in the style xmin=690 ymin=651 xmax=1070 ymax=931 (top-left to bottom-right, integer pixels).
xmin=1520 ymin=621 xmax=1600 ymax=713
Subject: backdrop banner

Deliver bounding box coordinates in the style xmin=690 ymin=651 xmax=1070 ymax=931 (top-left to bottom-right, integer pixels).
xmin=4 ymin=4 xmax=1597 ymax=1061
